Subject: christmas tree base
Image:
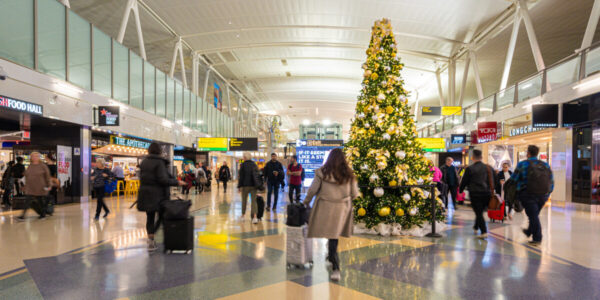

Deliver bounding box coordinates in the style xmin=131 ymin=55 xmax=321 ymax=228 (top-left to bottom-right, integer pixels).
xmin=354 ymin=221 xmax=446 ymax=237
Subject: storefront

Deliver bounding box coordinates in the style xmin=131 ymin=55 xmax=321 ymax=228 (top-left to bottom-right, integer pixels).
xmin=91 ymin=131 xmax=150 ymax=179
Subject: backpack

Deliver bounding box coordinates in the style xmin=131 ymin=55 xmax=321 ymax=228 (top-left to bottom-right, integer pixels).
xmin=300 ymin=167 xmax=305 ymax=182
xmin=526 ymin=160 xmax=552 ymax=195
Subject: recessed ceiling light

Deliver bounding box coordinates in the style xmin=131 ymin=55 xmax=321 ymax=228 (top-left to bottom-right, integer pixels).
xmin=323 ymin=119 xmax=331 ymax=126
xmin=302 ymin=119 xmax=310 ymax=125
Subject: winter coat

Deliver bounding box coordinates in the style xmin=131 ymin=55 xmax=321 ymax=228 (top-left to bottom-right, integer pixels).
xmin=459 ymin=161 xmax=495 ymax=199
xmin=303 ymin=168 xmax=359 ymax=239
xmin=23 ymin=163 xmax=52 ymax=196
xmin=218 ymin=165 xmax=231 ymax=182
xmin=11 ymin=163 xmax=25 ymax=179
xmin=264 ymin=160 xmax=284 ymax=183
xmin=238 ymin=160 xmax=260 ymax=188
xmin=430 ymin=166 xmax=442 ymax=183
xmin=137 ymin=154 xmax=179 ymax=212
xmin=91 ymin=167 xmax=113 ymax=188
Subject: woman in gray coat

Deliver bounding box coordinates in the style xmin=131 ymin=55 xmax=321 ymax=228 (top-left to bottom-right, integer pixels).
xmin=303 ymin=148 xmax=359 ymax=281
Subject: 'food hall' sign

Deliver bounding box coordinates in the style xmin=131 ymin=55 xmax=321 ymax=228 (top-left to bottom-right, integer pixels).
xmin=0 ymin=95 xmax=43 ymax=115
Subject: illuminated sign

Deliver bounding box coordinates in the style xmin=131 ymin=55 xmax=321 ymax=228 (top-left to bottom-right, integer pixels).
xmin=173 ymin=155 xmax=184 ymax=161
xmin=422 ymin=106 xmax=441 ymax=116
xmin=110 ymin=136 xmax=151 ymax=149
xmin=532 ymin=104 xmax=558 ymax=128
xmin=416 ymin=138 xmax=445 ymax=152
xmin=229 ymin=138 xmax=258 ymax=151
xmin=197 ymin=137 xmax=228 ymax=151
xmin=442 ymin=106 xmax=462 ymax=116
xmin=296 ymin=141 xmax=343 ymax=187
xmin=422 ymin=106 xmax=462 ymax=116
xmin=477 ymin=122 xmax=499 ymax=143
xmin=98 ymin=106 xmax=120 ymax=126
xmin=450 ymin=134 xmax=467 ymax=144
xmin=0 ymin=95 xmax=43 ymax=115
xmin=296 ymin=139 xmax=344 ymax=147
xmin=509 ymin=124 xmax=543 ymax=137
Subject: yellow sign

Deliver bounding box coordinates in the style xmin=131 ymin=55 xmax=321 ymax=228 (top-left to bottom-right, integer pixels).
xmin=197 ymin=138 xmax=228 ymax=151
xmin=416 ymin=138 xmax=446 ymax=151
xmin=442 ymin=106 xmax=462 ymax=116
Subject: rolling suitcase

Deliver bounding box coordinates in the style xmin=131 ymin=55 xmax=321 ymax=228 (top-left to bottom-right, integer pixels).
xmin=286 ymin=225 xmax=313 ymax=269
xmin=256 ymin=195 xmax=265 ymax=220
xmin=163 ymin=217 xmax=194 ymax=254
xmin=11 ymin=196 xmax=27 ymax=210
xmin=163 ymin=199 xmax=191 ymax=220
xmin=488 ymin=200 xmax=505 ymax=223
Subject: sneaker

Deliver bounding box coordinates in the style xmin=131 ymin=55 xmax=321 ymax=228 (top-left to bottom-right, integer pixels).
xmin=94 ymin=216 xmax=100 ymax=221
xmin=528 ymin=240 xmax=541 ymax=246
xmin=252 ymin=218 xmax=258 ymax=224
xmin=477 ymin=233 xmax=488 ymax=239
xmin=38 ymin=216 xmax=47 ymax=220
xmin=148 ymin=240 xmax=158 ymax=251
xmin=103 ymin=212 xmax=110 ymax=218
xmin=522 ymin=229 xmax=532 ymax=238
xmin=330 ymin=270 xmax=341 ymax=281
xmin=16 ymin=216 xmax=26 ymax=222
xmin=266 ymin=207 xmax=271 ymax=212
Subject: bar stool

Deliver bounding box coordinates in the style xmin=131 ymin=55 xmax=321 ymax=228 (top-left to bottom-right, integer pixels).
xmin=112 ymin=180 xmax=125 ymax=197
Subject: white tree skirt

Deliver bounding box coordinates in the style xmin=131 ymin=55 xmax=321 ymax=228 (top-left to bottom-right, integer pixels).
xmin=354 ymin=221 xmax=447 ymax=237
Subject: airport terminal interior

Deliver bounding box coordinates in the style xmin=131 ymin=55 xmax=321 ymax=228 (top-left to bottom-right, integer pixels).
xmin=1 ymin=0 xmax=600 ymax=299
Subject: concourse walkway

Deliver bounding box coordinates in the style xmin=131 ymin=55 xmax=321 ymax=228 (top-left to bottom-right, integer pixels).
xmin=0 ymin=187 xmax=599 ymax=299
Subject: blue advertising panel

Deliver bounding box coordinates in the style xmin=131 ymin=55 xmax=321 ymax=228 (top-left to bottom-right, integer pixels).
xmin=296 ymin=140 xmax=343 ymax=187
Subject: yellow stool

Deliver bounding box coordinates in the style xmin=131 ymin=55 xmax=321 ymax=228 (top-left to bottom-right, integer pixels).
xmin=112 ymin=180 xmax=125 ymax=197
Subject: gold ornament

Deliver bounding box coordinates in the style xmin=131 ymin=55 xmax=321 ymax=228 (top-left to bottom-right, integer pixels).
xmin=370 ymin=73 xmax=379 ymax=80
xmin=357 ymin=207 xmax=366 ymax=217
xmin=396 ymin=208 xmax=404 ymax=216
xmin=389 ymin=180 xmax=397 ymax=186
xmin=378 ymin=206 xmax=391 ymax=217
xmin=385 ymin=106 xmax=394 ymax=114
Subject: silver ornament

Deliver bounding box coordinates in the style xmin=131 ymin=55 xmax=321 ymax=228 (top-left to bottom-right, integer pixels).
xmin=417 ymin=178 xmax=424 ymax=185
xmin=398 ymin=119 xmax=404 ymax=126
xmin=384 ymin=66 xmax=391 ymax=72
xmin=360 ymin=164 xmax=369 ymax=171
xmin=407 ymin=141 xmax=412 ymax=145
xmin=357 ymin=112 xmax=365 ymax=119
xmin=373 ymin=105 xmax=380 ymax=112
xmin=409 ymin=207 xmax=418 ymax=216
xmin=380 ymin=81 xmax=387 ymax=87
xmin=423 ymin=190 xmax=430 ymax=199
xmin=372 ymin=115 xmax=378 ymax=121
xmin=395 ymin=151 xmax=406 ymax=159
xmin=369 ymin=173 xmax=379 ymax=183
xmin=377 ymin=93 xmax=385 ymax=101
xmin=377 ymin=161 xmax=386 ymax=170
xmin=365 ymin=123 xmax=371 ymax=128
xmin=402 ymin=193 xmax=411 ymax=202
xmin=399 ymin=95 xmax=407 ymax=102
xmin=374 ymin=187 xmax=384 ymax=197
xmin=383 ymin=133 xmax=391 ymax=140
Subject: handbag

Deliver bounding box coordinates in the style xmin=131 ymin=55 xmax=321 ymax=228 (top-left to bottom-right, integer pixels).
xmin=486 ymin=166 xmax=502 ymax=210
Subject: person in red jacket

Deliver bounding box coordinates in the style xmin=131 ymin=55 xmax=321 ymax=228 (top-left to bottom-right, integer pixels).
xmin=287 ymin=155 xmax=303 ymax=203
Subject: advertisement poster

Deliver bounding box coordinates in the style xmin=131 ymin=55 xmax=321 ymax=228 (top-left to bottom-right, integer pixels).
xmin=56 ymin=145 xmax=72 ymax=190
xmin=297 ymin=142 xmax=343 ymax=187
xmin=98 ymin=106 xmax=120 ymax=126
xmin=488 ymin=145 xmax=514 ymax=170
xmin=213 ymin=83 xmax=222 ymax=111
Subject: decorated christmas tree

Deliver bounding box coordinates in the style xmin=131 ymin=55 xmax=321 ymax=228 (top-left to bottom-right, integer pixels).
xmin=345 ymin=19 xmax=445 ymax=232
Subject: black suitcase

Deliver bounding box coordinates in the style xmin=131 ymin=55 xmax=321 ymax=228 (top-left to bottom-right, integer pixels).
xmin=286 ymin=203 xmax=310 ymax=227
xmin=256 ymin=195 xmax=265 ymax=220
xmin=163 ymin=199 xmax=191 ymax=220
xmin=11 ymin=196 xmax=27 ymax=210
xmin=163 ymin=217 xmax=194 ymax=254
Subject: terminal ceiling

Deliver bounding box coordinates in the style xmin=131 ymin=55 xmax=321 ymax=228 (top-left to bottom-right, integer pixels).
xmin=70 ymin=0 xmax=600 ymax=136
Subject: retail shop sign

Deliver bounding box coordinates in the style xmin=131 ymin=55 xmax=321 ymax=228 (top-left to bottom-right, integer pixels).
xmin=477 ymin=122 xmax=499 ymax=143
xmin=0 ymin=95 xmax=43 ymax=115
xmin=416 ymin=138 xmax=445 ymax=152
xmin=110 ymin=136 xmax=151 ymax=149
xmin=296 ymin=139 xmax=344 ymax=147
xmin=197 ymin=137 xmax=228 ymax=151
xmin=229 ymin=138 xmax=258 ymax=151
xmin=508 ymin=124 xmax=543 ymax=137
xmin=98 ymin=106 xmax=120 ymax=126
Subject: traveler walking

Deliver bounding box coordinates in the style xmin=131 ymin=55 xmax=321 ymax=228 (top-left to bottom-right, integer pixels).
xmin=441 ymin=157 xmax=459 ymax=209
xmin=302 ymin=148 xmax=359 ymax=281
xmin=137 ymin=142 xmax=186 ymax=251
xmin=218 ymin=162 xmax=231 ymax=192
xmin=429 ymin=160 xmax=446 ymax=209
xmin=459 ymin=150 xmax=496 ymax=239
xmin=496 ymin=163 xmax=513 ymax=219
xmin=264 ymin=153 xmax=284 ymax=211
xmin=182 ymin=164 xmax=195 ymax=197
xmin=510 ymin=145 xmax=554 ymax=245
xmin=91 ymin=158 xmax=113 ymax=220
xmin=17 ymin=152 xmax=52 ymax=221
xmin=195 ymin=163 xmax=207 ymax=193
xmin=287 ymin=155 xmax=303 ymax=203
xmin=1 ymin=161 xmax=14 ymax=207
xmin=12 ymin=157 xmax=25 ymax=196
xmin=238 ymin=153 xmax=262 ymax=223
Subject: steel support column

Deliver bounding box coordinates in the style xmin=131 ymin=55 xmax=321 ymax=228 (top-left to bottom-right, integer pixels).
xmin=470 ymin=51 xmax=484 ymax=100
xmin=435 ymin=69 xmax=445 ymax=106
xmin=117 ymin=0 xmax=146 ymax=60
xmin=581 ymin=0 xmax=600 ymax=50
xmin=192 ymin=54 xmax=198 ymax=95
xmin=202 ymin=68 xmax=211 ymax=104
xmin=169 ymin=38 xmax=187 ymax=88
xmin=458 ymin=55 xmax=471 ymax=107
xmin=448 ymin=59 xmax=456 ymax=106
xmin=519 ymin=0 xmax=545 ymax=70
xmin=500 ymin=9 xmax=521 ymax=91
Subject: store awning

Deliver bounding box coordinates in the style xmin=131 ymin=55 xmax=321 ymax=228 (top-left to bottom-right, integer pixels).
xmin=93 ymin=145 xmax=148 ymax=157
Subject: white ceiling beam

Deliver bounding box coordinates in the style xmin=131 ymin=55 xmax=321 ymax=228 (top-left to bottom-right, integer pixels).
xmin=181 ymin=25 xmax=465 ymax=45
xmin=192 ymin=53 xmax=199 ymax=95
xmin=117 ymin=0 xmax=146 ymax=60
xmin=447 ymin=59 xmax=456 ymax=106
xmin=58 ymin=0 xmax=70 ymax=8
xmin=580 ymin=0 xmax=600 ymax=50
xmin=196 ymin=42 xmax=450 ymax=61
xmin=519 ymin=0 xmax=545 ymax=71
xmin=231 ymin=75 xmax=362 ymax=82
xmin=500 ymin=9 xmax=522 ymax=91
xmin=169 ymin=38 xmax=187 ymax=88
xmin=458 ymin=55 xmax=471 ymax=107
xmin=435 ymin=69 xmax=445 ymax=106
xmin=469 ymin=51 xmax=484 ymax=101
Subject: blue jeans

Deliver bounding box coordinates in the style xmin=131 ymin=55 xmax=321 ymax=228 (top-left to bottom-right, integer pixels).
xmin=267 ymin=180 xmax=279 ymax=209
xmin=289 ymin=184 xmax=301 ymax=203
xmin=519 ymin=192 xmax=548 ymax=242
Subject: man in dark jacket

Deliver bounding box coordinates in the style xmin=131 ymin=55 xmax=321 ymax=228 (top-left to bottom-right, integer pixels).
xmin=2 ymin=161 xmax=14 ymax=206
xmin=238 ymin=153 xmax=261 ymax=223
xmin=138 ymin=143 xmax=185 ymax=251
xmin=12 ymin=157 xmax=25 ymax=196
xmin=459 ymin=150 xmax=496 ymax=239
xmin=218 ymin=162 xmax=231 ymax=192
xmin=264 ymin=153 xmax=284 ymax=211
xmin=441 ymin=157 xmax=460 ymax=208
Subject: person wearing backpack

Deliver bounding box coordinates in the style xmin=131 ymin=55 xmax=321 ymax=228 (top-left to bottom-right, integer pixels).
xmin=237 ymin=152 xmax=262 ymax=224
xmin=287 ymin=155 xmax=303 ymax=203
xmin=510 ymin=145 xmax=554 ymax=245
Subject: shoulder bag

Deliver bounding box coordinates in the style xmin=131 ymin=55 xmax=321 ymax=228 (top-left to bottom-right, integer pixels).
xmin=487 ymin=166 xmax=502 ymax=210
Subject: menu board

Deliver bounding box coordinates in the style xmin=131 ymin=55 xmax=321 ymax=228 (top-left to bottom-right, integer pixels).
xmin=197 ymin=138 xmax=228 ymax=151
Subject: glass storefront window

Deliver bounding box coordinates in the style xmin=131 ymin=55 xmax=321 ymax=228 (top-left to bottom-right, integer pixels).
xmin=0 ymin=0 xmax=34 ymax=68
xmin=143 ymin=60 xmax=155 ymax=114
xmin=129 ymin=52 xmax=143 ymax=110
xmin=573 ymin=127 xmax=592 ymax=204
xmin=156 ymin=70 xmax=166 ymax=118
xmin=166 ymin=78 xmax=175 ymax=121
xmin=547 ymin=56 xmax=580 ymax=89
xmin=67 ymin=11 xmax=91 ymax=90
xmin=92 ymin=27 xmax=111 ymax=98
xmin=112 ymin=41 xmax=129 ymax=103
xmin=517 ymin=73 xmax=542 ymax=102
xmin=38 ymin=0 xmax=66 ymax=79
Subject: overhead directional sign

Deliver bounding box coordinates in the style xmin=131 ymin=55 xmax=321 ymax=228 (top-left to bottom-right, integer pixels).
xmin=229 ymin=138 xmax=258 ymax=151
xmin=422 ymin=106 xmax=462 ymax=116
xmin=422 ymin=106 xmax=441 ymax=116
xmin=197 ymin=138 xmax=228 ymax=151
xmin=416 ymin=138 xmax=445 ymax=152
xmin=442 ymin=106 xmax=462 ymax=116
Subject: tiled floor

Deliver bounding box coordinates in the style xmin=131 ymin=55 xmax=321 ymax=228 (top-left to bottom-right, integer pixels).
xmin=1 ymin=186 xmax=600 ymax=299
